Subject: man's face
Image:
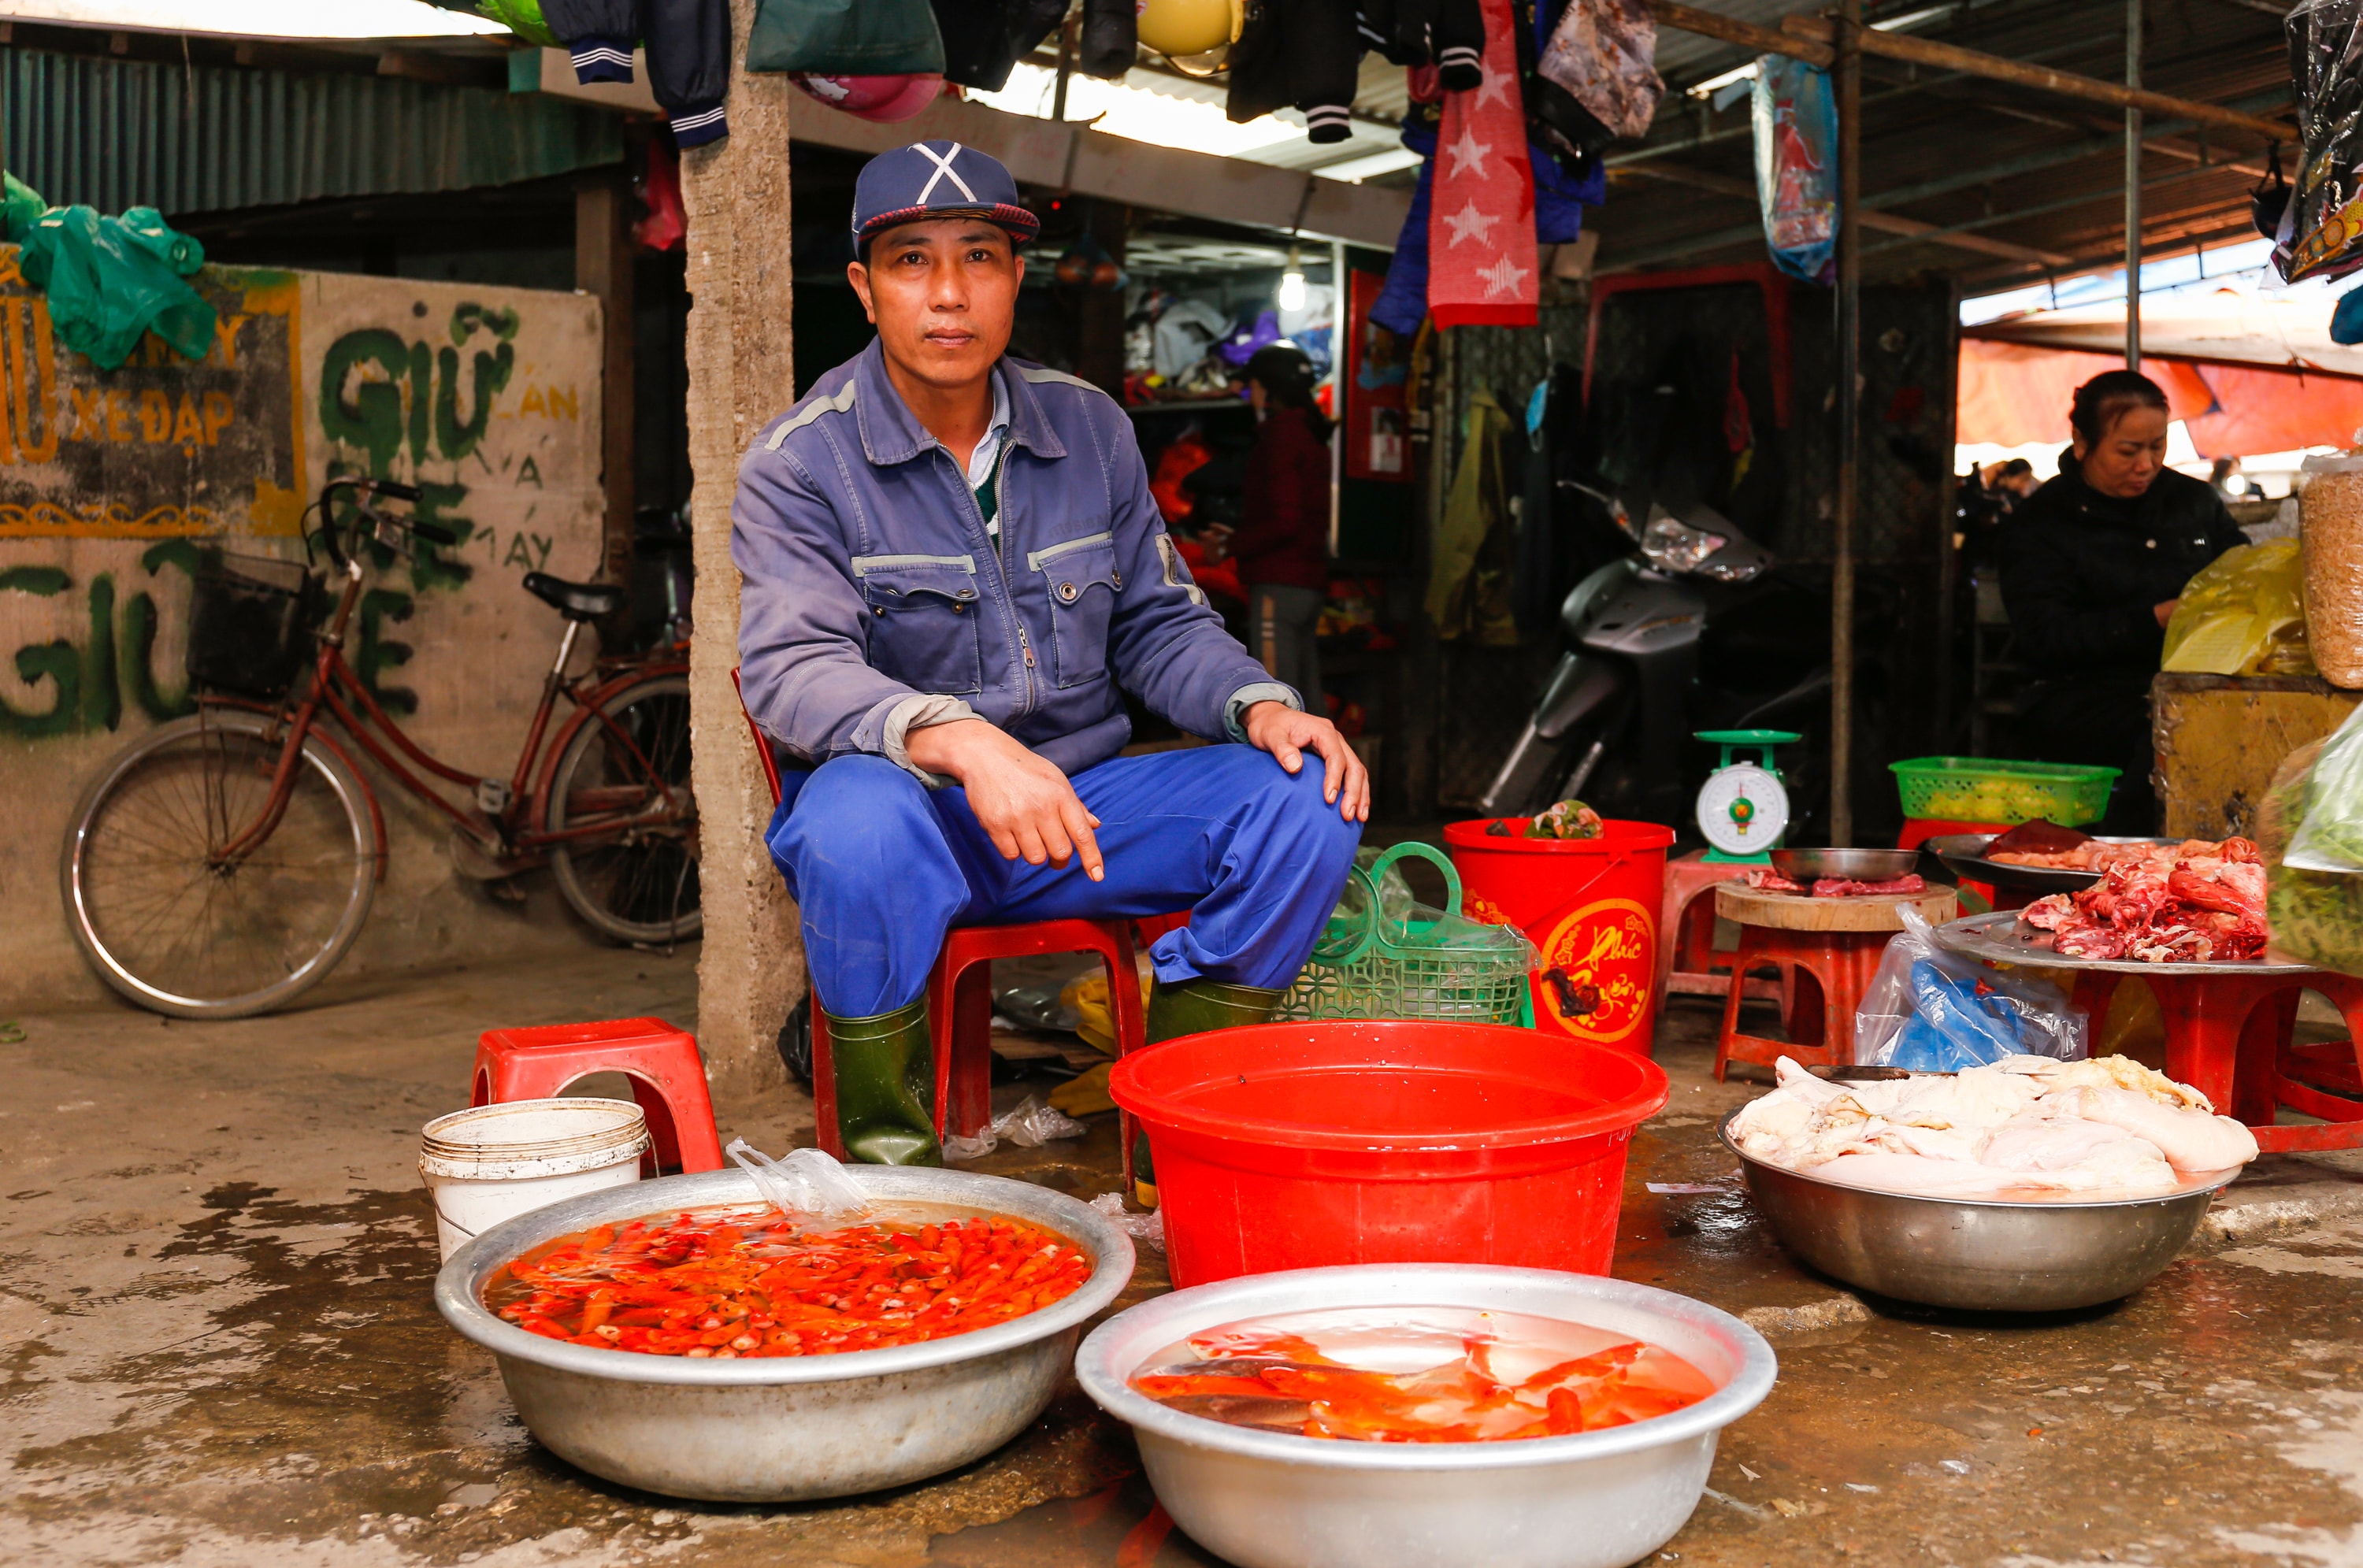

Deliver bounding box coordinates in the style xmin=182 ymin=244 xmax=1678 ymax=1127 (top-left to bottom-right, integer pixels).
xmin=848 ymin=219 xmax=1022 ymax=394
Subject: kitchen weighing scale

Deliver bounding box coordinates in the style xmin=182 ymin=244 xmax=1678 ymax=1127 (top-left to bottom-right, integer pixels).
xmin=1693 ymin=729 xmax=1800 ymax=863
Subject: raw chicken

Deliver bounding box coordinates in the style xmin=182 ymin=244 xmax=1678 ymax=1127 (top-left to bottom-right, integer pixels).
xmin=1727 ymin=1054 xmax=2258 ymax=1199
xmin=2017 ymin=838 xmax=2266 ymax=964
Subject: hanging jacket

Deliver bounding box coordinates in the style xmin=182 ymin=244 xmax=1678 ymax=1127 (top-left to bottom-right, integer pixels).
xmin=543 ymin=0 xmax=732 ymax=146
xmin=1429 ymin=387 xmax=1520 ymax=643
xmin=1370 ymin=122 xmax=1437 ymax=338
xmin=932 ymin=0 xmax=1066 ymax=92
xmin=1231 ymin=408 xmax=1334 ymax=592
xmin=1078 ymin=0 xmax=1137 ymax=77
xmin=1230 ymin=0 xmax=1365 ymax=143
xmin=1360 ymin=0 xmax=1485 ymax=91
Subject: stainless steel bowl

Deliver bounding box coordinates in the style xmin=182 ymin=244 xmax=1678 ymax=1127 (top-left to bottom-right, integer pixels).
xmin=1075 ymin=1264 xmax=1777 ymax=1568
xmin=1720 ymin=1110 xmax=2237 ymax=1311
xmin=434 ymin=1166 xmax=1134 ymax=1502
xmin=1767 ymin=847 xmax=1923 ymax=883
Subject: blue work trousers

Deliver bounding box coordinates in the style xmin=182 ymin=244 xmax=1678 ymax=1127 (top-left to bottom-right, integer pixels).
xmin=766 ymin=744 xmax=1363 ymax=1018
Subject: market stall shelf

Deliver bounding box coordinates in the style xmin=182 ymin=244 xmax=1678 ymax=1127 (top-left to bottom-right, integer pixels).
xmin=1712 ymin=883 xmax=1961 ymax=1081
xmin=1938 ymin=911 xmax=2363 ymax=1153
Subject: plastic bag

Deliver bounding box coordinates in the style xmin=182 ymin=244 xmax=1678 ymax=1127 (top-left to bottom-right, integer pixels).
xmin=1059 ymin=960 xmax=1150 ymax=1056
xmin=13 ymin=203 xmax=215 ymax=370
xmin=2283 ymin=703 xmax=2363 ymax=873
xmin=1089 ymin=1192 xmax=1165 ymax=1252
xmin=746 ymin=0 xmax=945 ymax=75
xmin=2302 ymin=457 xmax=2363 ymax=687
xmin=2266 ymin=735 xmax=2363 ymax=973
xmin=2161 ymin=539 xmax=2313 ymax=677
xmin=1538 ymin=0 xmax=1665 ymax=142
xmin=725 ymin=1137 xmax=870 ymax=1225
xmin=2283 ymin=0 xmax=2363 ymax=281
xmin=1753 ymin=57 xmax=1838 ymax=285
xmin=1857 ymin=906 xmax=2088 ymax=1069
xmin=941 ymin=1095 xmax=1090 ymax=1162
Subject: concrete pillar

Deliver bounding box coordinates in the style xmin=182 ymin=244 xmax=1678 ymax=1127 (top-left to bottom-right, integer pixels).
xmin=683 ymin=1 xmax=801 ymax=1100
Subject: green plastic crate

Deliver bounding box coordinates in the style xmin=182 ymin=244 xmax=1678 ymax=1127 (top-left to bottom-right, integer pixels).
xmin=1889 ymin=755 xmax=2120 ymax=827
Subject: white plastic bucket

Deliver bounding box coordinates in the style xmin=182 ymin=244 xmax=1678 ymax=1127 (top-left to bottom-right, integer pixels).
xmin=420 ymin=1098 xmax=651 ymax=1262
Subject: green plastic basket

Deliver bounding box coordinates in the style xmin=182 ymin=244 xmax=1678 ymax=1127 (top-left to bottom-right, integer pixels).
xmin=1271 ymin=843 xmax=1534 ymax=1026
xmin=1888 ymin=755 xmax=2121 ymax=827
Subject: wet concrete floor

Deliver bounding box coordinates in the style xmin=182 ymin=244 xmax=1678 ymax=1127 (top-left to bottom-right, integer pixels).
xmin=4 ymin=945 xmax=2362 ymax=1567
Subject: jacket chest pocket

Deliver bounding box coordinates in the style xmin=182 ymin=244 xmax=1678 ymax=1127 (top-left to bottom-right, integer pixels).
xmin=853 ymin=554 xmax=983 ymax=695
xmin=1027 ymin=532 xmax=1122 ymax=690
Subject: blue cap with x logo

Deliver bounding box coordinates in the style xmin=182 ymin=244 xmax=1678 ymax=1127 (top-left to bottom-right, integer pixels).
xmin=851 ymin=139 xmax=1041 ymax=248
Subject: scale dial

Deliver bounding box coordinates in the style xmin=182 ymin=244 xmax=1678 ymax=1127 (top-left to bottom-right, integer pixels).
xmin=1697 ymin=764 xmax=1789 ymax=856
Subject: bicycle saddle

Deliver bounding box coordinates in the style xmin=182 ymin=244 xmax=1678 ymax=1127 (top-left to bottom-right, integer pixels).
xmin=524 ymin=572 xmax=627 ymax=621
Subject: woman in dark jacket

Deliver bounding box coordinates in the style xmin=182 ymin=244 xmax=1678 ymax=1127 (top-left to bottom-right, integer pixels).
xmin=1215 ymin=343 xmax=1334 ymax=702
xmin=1996 ymin=370 xmax=2246 ymax=832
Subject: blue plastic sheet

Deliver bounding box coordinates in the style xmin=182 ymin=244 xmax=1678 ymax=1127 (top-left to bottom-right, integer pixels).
xmin=1856 ymin=906 xmax=2088 ymax=1069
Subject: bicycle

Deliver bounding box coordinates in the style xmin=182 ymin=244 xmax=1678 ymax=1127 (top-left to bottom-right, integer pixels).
xmin=61 ymin=477 xmax=699 ymax=1019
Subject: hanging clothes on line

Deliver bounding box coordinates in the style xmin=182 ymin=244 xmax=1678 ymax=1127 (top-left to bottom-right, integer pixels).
xmin=1429 ymin=387 xmax=1522 ymax=644
xmin=1426 ymin=0 xmax=1538 ymax=328
xmin=1360 ymin=0 xmax=1488 ymax=91
xmin=929 ymin=0 xmax=1066 ymax=92
xmin=1229 ymin=0 xmax=1367 ymax=143
xmin=545 ymin=0 xmax=733 ymax=144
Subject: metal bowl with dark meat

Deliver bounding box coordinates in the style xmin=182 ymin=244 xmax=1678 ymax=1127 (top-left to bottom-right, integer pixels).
xmin=1719 ymin=1109 xmax=2236 ymax=1311
xmin=1766 ymin=847 xmax=1923 ymax=884
xmin=434 ymin=1166 xmax=1134 ymax=1502
xmin=1923 ymin=834 xmax=2181 ymax=894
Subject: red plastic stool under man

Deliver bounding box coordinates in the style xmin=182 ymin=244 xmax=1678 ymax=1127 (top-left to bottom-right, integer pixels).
xmin=808 ymin=918 xmax=1150 ymax=1157
xmin=1713 ymin=881 xmax=1961 ymax=1081
xmin=473 ymin=1018 xmax=725 ymax=1173
xmin=733 ymin=668 xmax=1156 ymax=1160
xmin=1658 ymin=849 xmax=1790 ymax=1012
xmin=2065 ymin=967 xmax=2363 ymax=1154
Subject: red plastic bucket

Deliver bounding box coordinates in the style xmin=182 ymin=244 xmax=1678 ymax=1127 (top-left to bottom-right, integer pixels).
xmin=1109 ymin=1019 xmax=1670 ymax=1288
xmin=1444 ymin=818 xmax=1676 ymax=1053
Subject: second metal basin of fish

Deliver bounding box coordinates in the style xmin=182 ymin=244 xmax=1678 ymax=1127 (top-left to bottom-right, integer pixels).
xmin=1074 ymin=1263 xmax=1777 ymax=1568
xmin=433 ymin=1166 xmax=1134 ymax=1503
xmin=1722 ymin=1110 xmax=2238 ymax=1311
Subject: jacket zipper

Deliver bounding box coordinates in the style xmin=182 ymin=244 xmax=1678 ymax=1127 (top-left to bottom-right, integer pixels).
xmin=948 ymin=447 xmax=1036 ymax=717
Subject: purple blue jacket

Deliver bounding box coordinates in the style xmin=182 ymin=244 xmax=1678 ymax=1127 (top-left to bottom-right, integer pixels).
xmin=733 ymin=340 xmax=1290 ymax=780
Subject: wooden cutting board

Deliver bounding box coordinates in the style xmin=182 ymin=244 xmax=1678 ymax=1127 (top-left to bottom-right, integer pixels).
xmin=1715 ymin=882 xmax=1960 ymax=932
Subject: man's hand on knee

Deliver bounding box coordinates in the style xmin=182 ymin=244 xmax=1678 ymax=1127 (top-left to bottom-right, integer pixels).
xmin=905 ymin=719 xmax=1105 ymax=879
xmin=1243 ymin=701 xmax=1371 ymax=823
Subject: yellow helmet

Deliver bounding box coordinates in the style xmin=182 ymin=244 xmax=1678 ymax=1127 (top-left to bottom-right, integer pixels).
xmin=1135 ymin=0 xmax=1244 ymax=56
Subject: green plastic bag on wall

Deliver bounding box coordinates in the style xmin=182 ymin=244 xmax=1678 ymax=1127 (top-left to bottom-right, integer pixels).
xmin=13 ymin=202 xmax=217 ymax=371
xmin=747 ymin=0 xmax=945 ymax=75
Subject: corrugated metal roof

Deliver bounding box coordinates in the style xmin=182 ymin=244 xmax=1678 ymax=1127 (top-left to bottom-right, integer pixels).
xmin=6 ymin=46 xmax=622 ymax=217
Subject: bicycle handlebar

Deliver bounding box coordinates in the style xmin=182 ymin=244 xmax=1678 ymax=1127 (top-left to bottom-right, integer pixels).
xmin=315 ymin=478 xmax=442 ymax=569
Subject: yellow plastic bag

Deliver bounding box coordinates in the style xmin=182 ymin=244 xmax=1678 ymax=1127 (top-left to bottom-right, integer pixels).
xmin=1058 ymin=958 xmax=1152 ymax=1057
xmin=2161 ymin=539 xmax=2314 ymax=677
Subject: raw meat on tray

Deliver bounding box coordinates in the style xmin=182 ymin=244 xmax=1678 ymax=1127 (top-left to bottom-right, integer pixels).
xmin=2017 ymin=838 xmax=2266 ymax=963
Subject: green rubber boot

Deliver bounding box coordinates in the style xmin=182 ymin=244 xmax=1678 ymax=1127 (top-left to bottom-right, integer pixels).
xmin=822 ymin=999 xmax=942 ymax=1166
xmin=1131 ymin=978 xmax=1284 ymax=1207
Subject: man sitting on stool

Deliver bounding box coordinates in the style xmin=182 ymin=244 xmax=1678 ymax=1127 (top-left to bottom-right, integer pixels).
xmin=733 ymin=140 xmax=1367 ymax=1170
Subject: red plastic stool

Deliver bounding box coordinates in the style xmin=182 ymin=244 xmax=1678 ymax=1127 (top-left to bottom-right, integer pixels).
xmin=472 ymin=1017 xmax=725 ymax=1174
xmin=809 ymin=917 xmax=1151 ymax=1158
xmin=1658 ymin=850 xmax=1790 ymax=1011
xmin=1712 ymin=883 xmax=1960 ymax=1081
xmin=2065 ymin=967 xmax=2363 ymax=1155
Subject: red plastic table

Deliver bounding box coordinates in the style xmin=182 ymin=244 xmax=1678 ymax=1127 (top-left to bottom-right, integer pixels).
xmin=1938 ymin=911 xmax=2363 ymax=1154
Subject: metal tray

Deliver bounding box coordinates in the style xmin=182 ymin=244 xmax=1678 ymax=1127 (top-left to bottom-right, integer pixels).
xmin=1935 ymin=908 xmax=2317 ymax=977
xmin=1921 ymin=833 xmax=2179 ymax=893
xmin=1719 ymin=1110 xmax=2239 ymax=1310
xmin=1768 ymin=847 xmax=1924 ymax=883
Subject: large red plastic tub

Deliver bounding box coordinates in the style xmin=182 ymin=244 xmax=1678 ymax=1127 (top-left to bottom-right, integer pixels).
xmin=1445 ymin=817 xmax=1676 ymax=1053
xmin=1109 ymin=1019 xmax=1670 ymax=1288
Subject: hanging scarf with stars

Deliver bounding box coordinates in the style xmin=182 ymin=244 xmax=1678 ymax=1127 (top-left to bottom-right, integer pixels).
xmin=1426 ymin=0 xmax=1537 ymax=328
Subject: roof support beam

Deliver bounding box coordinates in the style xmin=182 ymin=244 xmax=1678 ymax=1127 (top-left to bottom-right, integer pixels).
xmin=1645 ymin=2 xmax=2294 ymax=143
xmin=1621 ymin=161 xmax=2072 ymax=265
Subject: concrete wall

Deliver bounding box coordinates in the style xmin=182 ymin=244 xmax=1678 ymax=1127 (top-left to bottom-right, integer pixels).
xmin=0 ymin=255 xmax=611 ymax=1006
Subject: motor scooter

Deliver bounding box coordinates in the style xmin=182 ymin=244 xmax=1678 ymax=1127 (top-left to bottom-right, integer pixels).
xmin=1475 ymin=484 xmax=1829 ymax=825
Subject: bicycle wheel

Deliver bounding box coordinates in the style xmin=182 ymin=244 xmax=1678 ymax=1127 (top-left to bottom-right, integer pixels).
xmin=546 ymin=673 xmax=702 ymax=944
xmin=61 ymin=710 xmax=377 ymax=1018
